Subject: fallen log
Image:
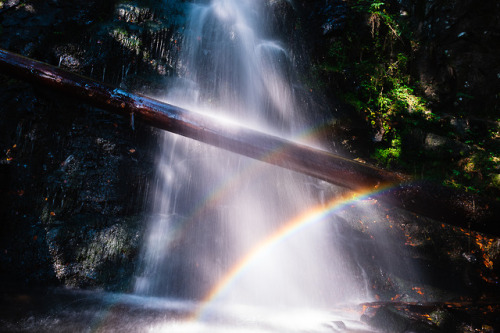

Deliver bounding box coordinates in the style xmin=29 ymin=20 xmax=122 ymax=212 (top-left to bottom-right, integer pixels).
xmin=0 ymin=50 xmax=404 ymax=190
xmin=0 ymin=48 xmax=498 ymax=235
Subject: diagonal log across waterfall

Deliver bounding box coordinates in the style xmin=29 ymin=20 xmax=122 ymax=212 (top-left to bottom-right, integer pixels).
xmin=0 ymin=48 xmax=498 ymax=235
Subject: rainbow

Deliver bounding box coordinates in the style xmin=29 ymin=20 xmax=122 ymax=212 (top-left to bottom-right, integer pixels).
xmin=146 ymin=115 xmax=402 ymax=321
xmin=167 ymin=122 xmax=336 ymax=244
xmin=192 ymin=183 xmax=396 ymax=321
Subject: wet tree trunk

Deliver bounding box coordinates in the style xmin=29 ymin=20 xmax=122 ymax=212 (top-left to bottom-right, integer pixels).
xmin=0 ymin=48 xmax=498 ymax=235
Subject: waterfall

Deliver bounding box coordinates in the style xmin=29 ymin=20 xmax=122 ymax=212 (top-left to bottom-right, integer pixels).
xmin=134 ymin=0 xmax=367 ymax=309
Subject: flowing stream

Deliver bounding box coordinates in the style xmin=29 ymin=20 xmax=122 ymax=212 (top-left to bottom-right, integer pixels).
xmin=130 ymin=0 xmax=372 ymax=331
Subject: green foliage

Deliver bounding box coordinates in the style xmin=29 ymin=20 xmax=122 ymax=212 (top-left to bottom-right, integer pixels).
xmin=318 ymin=1 xmax=421 ymax=147
xmin=370 ymin=2 xmax=385 ymax=11
xmin=111 ymin=26 xmax=142 ymax=54
xmin=372 ymin=136 xmax=401 ymax=167
xmin=443 ymin=150 xmax=499 ymax=194
xmin=325 ymin=41 xmax=347 ymax=71
xmin=316 ymin=0 xmax=499 ymax=196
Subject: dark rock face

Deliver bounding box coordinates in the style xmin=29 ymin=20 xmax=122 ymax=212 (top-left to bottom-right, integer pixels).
xmin=0 ymin=0 xmax=115 ymax=58
xmin=0 ymin=77 xmax=155 ymax=290
xmin=0 ymin=0 xmax=184 ymax=291
xmin=400 ymin=0 xmax=500 ymax=116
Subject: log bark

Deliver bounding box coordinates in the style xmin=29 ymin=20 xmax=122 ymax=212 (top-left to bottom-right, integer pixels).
xmin=0 ymin=48 xmax=498 ymax=235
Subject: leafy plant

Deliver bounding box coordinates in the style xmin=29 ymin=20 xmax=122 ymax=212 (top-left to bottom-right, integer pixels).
xmin=372 ymin=136 xmax=401 ymax=167
xmin=315 ymin=0 xmax=498 ymax=196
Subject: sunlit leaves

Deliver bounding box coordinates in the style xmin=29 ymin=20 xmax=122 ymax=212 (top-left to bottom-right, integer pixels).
xmin=369 ymin=2 xmax=385 ymax=11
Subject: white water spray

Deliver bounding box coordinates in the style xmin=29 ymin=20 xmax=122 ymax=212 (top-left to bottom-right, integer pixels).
xmin=134 ymin=0 xmax=367 ymax=309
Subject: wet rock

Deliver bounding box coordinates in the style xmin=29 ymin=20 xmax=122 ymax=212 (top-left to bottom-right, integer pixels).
xmin=361 ymin=306 xmax=409 ymax=332
xmin=424 ymin=133 xmax=448 ymax=150
xmin=403 ymin=0 xmax=500 ymax=116
xmin=429 ymin=309 xmax=458 ymax=331
xmin=449 ymin=117 xmax=470 ymax=137
xmin=362 ymin=305 xmax=441 ymax=333
xmin=0 ymin=77 xmax=156 ymax=290
xmin=44 ymin=215 xmax=145 ymax=290
xmin=0 ymin=0 xmax=191 ymax=292
xmin=329 ymin=320 xmax=346 ymax=330
xmin=115 ymin=1 xmax=154 ymax=23
xmin=423 ymin=133 xmax=472 ymax=157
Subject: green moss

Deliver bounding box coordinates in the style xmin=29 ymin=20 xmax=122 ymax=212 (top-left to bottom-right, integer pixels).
xmin=111 ymin=26 xmax=142 ymax=54
xmin=372 ymin=136 xmax=401 ymax=167
xmin=112 ymin=27 xmax=129 ymax=37
xmin=491 ymin=173 xmax=500 ymax=189
xmin=314 ymin=0 xmax=499 ymax=196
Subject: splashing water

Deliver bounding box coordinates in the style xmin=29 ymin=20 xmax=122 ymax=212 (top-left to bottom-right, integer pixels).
xmin=133 ymin=0 xmax=370 ymax=326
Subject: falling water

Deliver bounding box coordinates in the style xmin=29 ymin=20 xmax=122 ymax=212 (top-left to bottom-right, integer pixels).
xmin=134 ymin=0 xmax=368 ymax=320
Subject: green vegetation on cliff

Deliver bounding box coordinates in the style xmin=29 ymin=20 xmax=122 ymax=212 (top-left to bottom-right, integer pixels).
xmin=313 ymin=0 xmax=499 ymax=198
